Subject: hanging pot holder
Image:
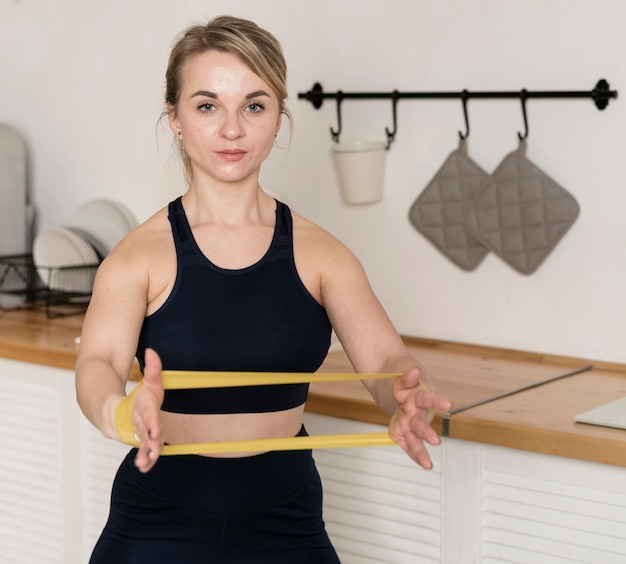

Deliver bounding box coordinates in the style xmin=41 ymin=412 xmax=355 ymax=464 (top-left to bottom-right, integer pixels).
xmin=408 ymin=139 xmax=490 ymax=271
xmin=464 ymin=140 xmax=579 ymax=275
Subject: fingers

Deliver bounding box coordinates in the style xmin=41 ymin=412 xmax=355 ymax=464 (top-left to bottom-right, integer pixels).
xmin=432 ymin=393 xmax=453 ymax=412
xmin=391 ymin=367 xmax=453 ymax=470
xmin=395 ymin=366 xmax=452 ymax=411
xmin=394 ymin=366 xmax=421 ymax=395
xmin=143 ymin=347 xmax=163 ymax=387
xmin=393 ymin=401 xmax=442 ymax=444
xmin=133 ymin=348 xmax=165 ymax=473
xmin=134 ymin=435 xmax=162 ymax=473
xmin=132 ymin=393 xmax=163 ymax=472
xmin=135 ymin=414 xmax=163 ymax=472
xmin=396 ymin=436 xmax=438 ymax=470
xmin=417 ymin=387 xmax=453 ymax=413
xmin=389 ymin=416 xmax=438 ymax=470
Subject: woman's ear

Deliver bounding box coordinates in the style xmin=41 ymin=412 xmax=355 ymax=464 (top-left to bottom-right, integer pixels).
xmin=167 ymin=104 xmax=180 ymax=136
xmin=275 ymin=110 xmax=283 ymax=137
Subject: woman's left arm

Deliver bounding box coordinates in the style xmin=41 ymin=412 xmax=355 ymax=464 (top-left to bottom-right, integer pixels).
xmin=318 ymin=235 xmax=452 ymax=469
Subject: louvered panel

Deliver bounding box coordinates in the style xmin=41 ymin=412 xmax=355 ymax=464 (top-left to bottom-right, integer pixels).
xmin=483 ymin=527 xmax=624 ymax=564
xmin=318 ymin=449 xmax=440 ymax=488
xmin=319 ymin=451 xmax=438 ymax=492
xmin=0 ymin=369 xmax=63 ymax=564
xmin=482 ymin=463 xmax=626 ymax=564
xmin=304 ymin=413 xmax=442 ymax=564
xmin=328 ymin=521 xmax=440 ymax=563
xmin=0 ymin=435 xmax=60 ymax=463
xmin=482 ymin=544 xmax=580 ymax=564
xmin=0 ymin=442 xmax=60 ymax=474
xmin=80 ymin=412 xmax=131 ymax=562
xmin=324 ymin=504 xmax=439 ymax=550
xmin=0 ymin=486 xmax=59 ymax=522
xmin=324 ymin=500 xmax=438 ymax=542
xmin=2 ymin=534 xmax=63 ymax=564
xmin=485 ymin=487 xmax=626 ymax=540
xmin=319 ymin=450 xmax=439 ymax=559
xmin=0 ymin=511 xmax=59 ymax=550
xmin=323 ymin=477 xmax=440 ymax=518
xmin=486 ymin=469 xmax=626 ymax=508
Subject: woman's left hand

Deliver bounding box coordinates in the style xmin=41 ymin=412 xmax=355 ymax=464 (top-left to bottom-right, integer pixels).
xmin=388 ymin=367 xmax=452 ymax=470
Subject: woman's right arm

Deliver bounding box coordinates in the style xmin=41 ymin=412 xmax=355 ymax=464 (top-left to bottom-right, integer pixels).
xmin=75 ymin=239 xmax=150 ymax=441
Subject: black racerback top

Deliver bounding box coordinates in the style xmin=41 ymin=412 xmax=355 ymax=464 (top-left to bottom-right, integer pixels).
xmin=135 ymin=197 xmax=332 ymax=414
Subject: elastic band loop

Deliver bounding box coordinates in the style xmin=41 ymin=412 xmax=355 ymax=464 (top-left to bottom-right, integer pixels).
xmin=154 ymin=371 xmax=436 ymax=454
xmin=418 ymin=379 xmax=435 ymax=424
xmin=160 ymin=370 xmax=399 ymax=389
xmin=162 ymin=431 xmax=396 ymax=456
xmin=114 ymin=381 xmax=142 ymax=446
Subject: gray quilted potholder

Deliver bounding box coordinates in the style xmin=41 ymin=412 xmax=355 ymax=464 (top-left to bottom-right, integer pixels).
xmin=409 ymin=139 xmax=490 ymax=271
xmin=464 ymin=141 xmax=579 ymax=275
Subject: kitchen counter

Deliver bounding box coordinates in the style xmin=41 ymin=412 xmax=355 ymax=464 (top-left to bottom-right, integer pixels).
xmin=315 ymin=337 xmax=626 ymax=467
xmin=1 ymin=308 xmax=625 ymax=467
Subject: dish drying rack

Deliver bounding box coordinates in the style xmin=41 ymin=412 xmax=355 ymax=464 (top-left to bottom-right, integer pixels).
xmin=0 ymin=254 xmax=99 ymax=318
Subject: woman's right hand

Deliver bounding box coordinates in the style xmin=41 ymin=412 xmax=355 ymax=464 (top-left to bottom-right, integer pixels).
xmin=132 ymin=348 xmax=165 ymax=473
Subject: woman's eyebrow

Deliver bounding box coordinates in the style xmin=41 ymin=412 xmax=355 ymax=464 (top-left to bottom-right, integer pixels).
xmin=191 ymin=90 xmax=217 ymax=99
xmin=245 ymin=90 xmax=271 ymax=99
xmin=189 ymin=89 xmax=271 ymax=99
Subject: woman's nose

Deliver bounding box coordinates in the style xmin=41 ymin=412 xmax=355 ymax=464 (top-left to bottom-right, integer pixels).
xmin=219 ymin=111 xmax=245 ymax=139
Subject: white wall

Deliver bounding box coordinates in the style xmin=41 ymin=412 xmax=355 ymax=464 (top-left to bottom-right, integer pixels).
xmin=2 ymin=0 xmax=625 ymax=363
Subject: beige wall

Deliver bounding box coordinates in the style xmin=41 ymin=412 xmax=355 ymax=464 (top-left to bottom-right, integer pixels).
xmin=2 ymin=0 xmax=625 ymax=362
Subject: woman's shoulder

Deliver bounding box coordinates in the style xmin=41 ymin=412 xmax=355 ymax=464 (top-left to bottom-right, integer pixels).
xmin=290 ymin=208 xmax=361 ymax=268
xmin=117 ymin=205 xmax=169 ymax=248
xmin=99 ymin=204 xmax=172 ymax=272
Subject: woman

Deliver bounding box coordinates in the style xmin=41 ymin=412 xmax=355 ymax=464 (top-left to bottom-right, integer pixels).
xmin=76 ymin=15 xmax=452 ymax=563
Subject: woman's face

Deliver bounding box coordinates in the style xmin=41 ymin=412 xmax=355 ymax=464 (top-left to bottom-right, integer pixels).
xmin=169 ymin=50 xmax=282 ymax=186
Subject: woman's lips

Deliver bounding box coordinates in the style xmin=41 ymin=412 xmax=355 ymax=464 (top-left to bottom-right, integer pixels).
xmin=217 ymin=149 xmax=246 ymax=162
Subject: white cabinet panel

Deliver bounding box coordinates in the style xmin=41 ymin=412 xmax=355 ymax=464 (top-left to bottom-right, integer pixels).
xmin=480 ymin=444 xmax=626 ymax=564
xmin=0 ymin=360 xmax=63 ymax=564
xmin=79 ymin=383 xmax=136 ymax=563
xmin=0 ymin=358 xmax=130 ymax=564
xmin=2 ymin=361 xmax=625 ymax=564
xmin=304 ymin=413 xmax=442 ymax=564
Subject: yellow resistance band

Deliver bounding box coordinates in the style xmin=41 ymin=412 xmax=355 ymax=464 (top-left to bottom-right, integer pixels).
xmin=115 ymin=371 xmax=433 ymax=455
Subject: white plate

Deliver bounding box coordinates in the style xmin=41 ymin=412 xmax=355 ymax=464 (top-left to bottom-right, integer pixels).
xmin=33 ymin=226 xmax=99 ymax=291
xmin=68 ymin=199 xmax=138 ymax=258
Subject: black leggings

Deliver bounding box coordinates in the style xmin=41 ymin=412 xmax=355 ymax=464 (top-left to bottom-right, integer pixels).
xmin=90 ymin=427 xmax=340 ymax=563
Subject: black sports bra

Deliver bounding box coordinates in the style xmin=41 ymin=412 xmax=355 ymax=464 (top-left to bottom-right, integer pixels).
xmin=135 ymin=197 xmax=332 ymax=414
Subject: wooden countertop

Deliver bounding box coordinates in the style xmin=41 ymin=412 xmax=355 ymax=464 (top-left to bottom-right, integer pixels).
xmin=315 ymin=338 xmax=626 ymax=467
xmin=0 ymin=307 xmax=85 ymax=370
xmin=1 ymin=309 xmax=625 ymax=467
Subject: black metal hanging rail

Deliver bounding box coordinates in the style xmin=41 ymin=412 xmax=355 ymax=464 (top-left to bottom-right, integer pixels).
xmin=297 ymin=79 xmax=617 ymax=148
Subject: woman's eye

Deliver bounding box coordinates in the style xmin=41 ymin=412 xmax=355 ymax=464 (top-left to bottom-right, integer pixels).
xmin=246 ymin=102 xmax=265 ymax=113
xmin=198 ymin=103 xmax=215 ymax=112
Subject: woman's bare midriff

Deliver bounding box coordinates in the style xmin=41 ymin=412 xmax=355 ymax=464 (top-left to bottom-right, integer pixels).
xmin=159 ymin=404 xmax=306 ymax=458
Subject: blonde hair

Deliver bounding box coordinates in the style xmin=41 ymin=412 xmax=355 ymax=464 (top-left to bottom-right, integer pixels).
xmin=165 ymin=15 xmax=291 ymax=183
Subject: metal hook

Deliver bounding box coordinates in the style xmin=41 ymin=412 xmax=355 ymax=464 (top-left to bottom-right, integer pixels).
xmin=330 ymin=92 xmax=343 ymax=143
xmin=518 ymin=89 xmax=529 ymax=140
xmin=458 ymin=90 xmax=470 ymax=140
xmin=385 ymin=91 xmax=399 ymax=149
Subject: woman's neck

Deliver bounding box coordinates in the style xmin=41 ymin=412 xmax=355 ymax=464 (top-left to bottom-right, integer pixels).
xmin=181 ymin=182 xmax=274 ymax=227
